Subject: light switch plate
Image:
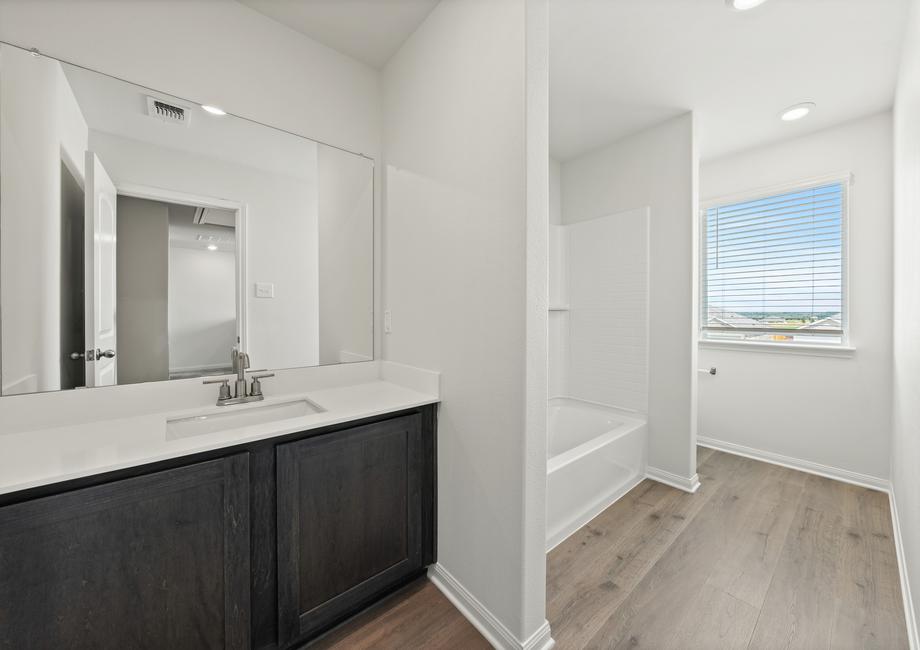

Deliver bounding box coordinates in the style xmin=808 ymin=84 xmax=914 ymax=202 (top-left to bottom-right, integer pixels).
xmin=384 ymin=310 xmax=392 ymax=334
xmin=255 ymin=282 xmax=275 ymax=298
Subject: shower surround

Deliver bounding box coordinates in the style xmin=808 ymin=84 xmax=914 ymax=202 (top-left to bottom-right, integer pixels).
xmin=546 ymin=206 xmax=649 ymax=548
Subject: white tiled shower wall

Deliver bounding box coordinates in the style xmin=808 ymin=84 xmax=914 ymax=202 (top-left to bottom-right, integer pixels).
xmin=548 ymin=208 xmax=649 ymax=412
xmin=548 ymin=224 xmax=569 ymax=397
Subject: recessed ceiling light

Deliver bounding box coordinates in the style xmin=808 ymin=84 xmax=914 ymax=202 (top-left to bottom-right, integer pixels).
xmin=726 ymin=0 xmax=767 ymax=10
xmin=201 ymin=105 xmax=226 ymax=116
xmin=780 ymin=102 xmax=815 ymax=122
xmin=207 ymin=244 xmax=218 ymax=251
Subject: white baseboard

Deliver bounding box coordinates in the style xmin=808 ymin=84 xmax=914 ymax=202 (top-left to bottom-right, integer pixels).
xmin=646 ymin=466 xmax=700 ymax=493
xmin=890 ymin=489 xmax=919 ymax=650
xmin=521 ymin=621 xmax=555 ymax=650
xmin=428 ymin=563 xmax=555 ymax=650
xmin=697 ymin=436 xmax=889 ymax=492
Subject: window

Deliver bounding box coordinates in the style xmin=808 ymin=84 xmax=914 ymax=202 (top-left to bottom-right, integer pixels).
xmin=701 ymin=177 xmax=847 ymax=346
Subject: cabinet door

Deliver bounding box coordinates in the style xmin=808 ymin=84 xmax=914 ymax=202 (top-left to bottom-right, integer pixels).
xmin=276 ymin=414 xmax=423 ymax=645
xmin=0 ymin=454 xmax=250 ymax=650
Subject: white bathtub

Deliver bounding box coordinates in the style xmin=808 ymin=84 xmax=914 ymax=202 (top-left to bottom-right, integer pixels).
xmin=546 ymin=397 xmax=647 ymax=550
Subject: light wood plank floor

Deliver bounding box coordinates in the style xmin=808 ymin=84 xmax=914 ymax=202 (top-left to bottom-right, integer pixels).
xmin=547 ymin=447 xmax=909 ymax=649
xmin=308 ymin=447 xmax=908 ymax=649
xmin=308 ymin=577 xmax=490 ymax=649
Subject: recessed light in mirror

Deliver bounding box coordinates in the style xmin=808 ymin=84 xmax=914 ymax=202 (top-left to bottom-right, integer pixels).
xmin=726 ymin=0 xmax=767 ymax=9
xmin=780 ymin=102 xmax=815 ymax=122
xmin=207 ymin=244 xmax=218 ymax=251
xmin=725 ymin=0 xmax=767 ymax=11
xmin=201 ymin=105 xmax=226 ymax=116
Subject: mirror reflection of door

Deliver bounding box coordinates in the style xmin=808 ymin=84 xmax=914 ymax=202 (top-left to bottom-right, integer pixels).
xmin=60 ymin=161 xmax=85 ymax=390
xmin=115 ymin=194 xmax=238 ymax=385
xmin=84 ymin=151 xmax=118 ymax=388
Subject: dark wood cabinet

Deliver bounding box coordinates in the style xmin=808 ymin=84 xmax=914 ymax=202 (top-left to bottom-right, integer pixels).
xmin=0 ymin=405 xmax=437 ymax=650
xmin=0 ymin=453 xmax=251 ymax=650
xmin=276 ymin=414 xmax=424 ymax=646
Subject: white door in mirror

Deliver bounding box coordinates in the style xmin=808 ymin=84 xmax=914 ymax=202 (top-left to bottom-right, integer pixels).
xmin=84 ymin=151 xmax=118 ymax=387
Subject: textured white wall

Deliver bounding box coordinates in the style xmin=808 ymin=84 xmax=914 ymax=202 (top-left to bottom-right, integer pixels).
xmin=382 ymin=0 xmax=549 ymax=643
xmin=562 ymin=114 xmax=698 ymax=480
xmin=699 ymin=112 xmax=894 ymax=482
xmin=892 ymin=0 xmax=920 ymax=638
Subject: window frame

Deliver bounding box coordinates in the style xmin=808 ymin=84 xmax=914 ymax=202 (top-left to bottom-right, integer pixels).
xmin=698 ymin=172 xmax=852 ymax=351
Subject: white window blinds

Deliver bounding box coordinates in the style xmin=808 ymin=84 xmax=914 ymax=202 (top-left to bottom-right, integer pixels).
xmin=702 ymin=180 xmax=846 ymax=345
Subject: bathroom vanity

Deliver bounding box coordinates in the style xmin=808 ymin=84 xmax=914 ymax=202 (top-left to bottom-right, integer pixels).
xmin=0 ymin=380 xmax=438 ymax=649
xmin=0 ymin=34 xmax=439 ymax=649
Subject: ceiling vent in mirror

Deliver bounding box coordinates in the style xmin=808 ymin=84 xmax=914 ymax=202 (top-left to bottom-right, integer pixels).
xmin=194 ymin=206 xmax=236 ymax=228
xmin=146 ymin=96 xmax=190 ymax=126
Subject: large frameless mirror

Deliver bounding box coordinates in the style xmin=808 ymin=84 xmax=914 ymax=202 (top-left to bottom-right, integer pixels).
xmin=0 ymin=42 xmax=374 ymax=396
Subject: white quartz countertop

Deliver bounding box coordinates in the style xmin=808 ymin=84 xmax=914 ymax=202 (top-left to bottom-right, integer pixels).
xmin=0 ymin=379 xmax=438 ymax=496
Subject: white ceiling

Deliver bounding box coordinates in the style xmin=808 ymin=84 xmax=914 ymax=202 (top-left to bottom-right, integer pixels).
xmin=237 ymin=0 xmax=440 ymax=68
xmin=550 ymin=0 xmax=909 ymax=161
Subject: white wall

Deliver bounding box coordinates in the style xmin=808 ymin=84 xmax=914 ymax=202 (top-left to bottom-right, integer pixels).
xmin=892 ymin=0 xmax=920 ymax=638
xmin=382 ymin=0 xmax=550 ymax=644
xmin=169 ymin=246 xmax=237 ymax=374
xmin=89 ymin=130 xmax=320 ymax=371
xmin=317 ymin=146 xmax=374 ymax=364
xmin=561 ymin=114 xmax=698 ymax=481
xmin=0 ymin=46 xmax=88 ymax=394
xmin=0 ymin=0 xmax=379 ymax=422
xmin=699 ymin=112 xmax=894 ymax=482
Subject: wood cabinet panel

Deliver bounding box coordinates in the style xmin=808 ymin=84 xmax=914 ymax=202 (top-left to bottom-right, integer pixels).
xmin=276 ymin=414 xmax=424 ymax=645
xmin=0 ymin=454 xmax=250 ymax=650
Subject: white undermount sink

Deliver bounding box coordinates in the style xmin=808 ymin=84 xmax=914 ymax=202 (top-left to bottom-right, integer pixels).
xmin=166 ymin=398 xmax=325 ymax=440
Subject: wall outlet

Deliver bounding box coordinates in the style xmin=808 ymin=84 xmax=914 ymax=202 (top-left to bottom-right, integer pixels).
xmin=384 ymin=310 xmax=392 ymax=334
xmin=255 ymin=282 xmax=275 ymax=298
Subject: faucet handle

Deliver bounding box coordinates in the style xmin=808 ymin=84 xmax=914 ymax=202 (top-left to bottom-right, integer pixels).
xmin=203 ymin=377 xmax=232 ymax=402
xmin=249 ymin=372 xmax=274 ymax=397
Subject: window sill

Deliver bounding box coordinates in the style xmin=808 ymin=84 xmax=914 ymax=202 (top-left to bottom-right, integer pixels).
xmin=698 ymin=339 xmax=856 ymax=358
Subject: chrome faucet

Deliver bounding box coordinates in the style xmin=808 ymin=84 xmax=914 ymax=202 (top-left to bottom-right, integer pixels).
xmin=203 ymin=348 xmax=275 ymax=406
xmin=232 ymin=349 xmax=250 ymax=400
